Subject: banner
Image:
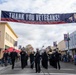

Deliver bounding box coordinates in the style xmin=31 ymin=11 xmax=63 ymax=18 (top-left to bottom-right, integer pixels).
xmin=14 ymin=41 xmax=17 ymax=46
xmin=53 ymin=41 xmax=57 ymax=47
xmin=64 ymin=34 xmax=68 ymax=41
xmin=1 ymin=11 xmax=76 ymax=24
xmin=18 ymin=45 xmax=22 ymax=49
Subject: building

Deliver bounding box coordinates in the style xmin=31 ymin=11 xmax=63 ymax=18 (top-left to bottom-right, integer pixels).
xmin=57 ymin=40 xmax=66 ymax=54
xmin=65 ymin=31 xmax=76 ymax=57
xmin=51 ymin=40 xmax=66 ymax=55
xmin=0 ymin=22 xmax=18 ymax=59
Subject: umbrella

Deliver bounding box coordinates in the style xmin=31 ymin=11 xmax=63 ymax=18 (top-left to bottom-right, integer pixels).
xmin=15 ymin=49 xmax=21 ymax=53
xmin=7 ymin=47 xmax=14 ymax=52
xmin=3 ymin=49 xmax=8 ymax=52
xmin=7 ymin=47 xmax=21 ymax=53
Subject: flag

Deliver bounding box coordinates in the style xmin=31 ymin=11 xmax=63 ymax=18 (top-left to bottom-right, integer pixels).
xmin=14 ymin=41 xmax=17 ymax=46
xmin=19 ymin=45 xmax=22 ymax=49
xmin=53 ymin=41 xmax=57 ymax=47
xmin=64 ymin=34 xmax=68 ymax=41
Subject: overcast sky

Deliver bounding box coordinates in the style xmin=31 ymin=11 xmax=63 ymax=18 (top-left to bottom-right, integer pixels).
xmin=0 ymin=0 xmax=76 ymax=50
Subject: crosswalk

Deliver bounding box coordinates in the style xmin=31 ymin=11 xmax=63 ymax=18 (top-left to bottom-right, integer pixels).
xmin=1 ymin=67 xmax=75 ymax=74
xmin=2 ymin=73 xmax=76 ymax=75
xmin=32 ymin=68 xmax=75 ymax=71
xmin=0 ymin=64 xmax=76 ymax=75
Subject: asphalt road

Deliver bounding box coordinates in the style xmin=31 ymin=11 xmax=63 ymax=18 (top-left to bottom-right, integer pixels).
xmin=0 ymin=61 xmax=76 ymax=75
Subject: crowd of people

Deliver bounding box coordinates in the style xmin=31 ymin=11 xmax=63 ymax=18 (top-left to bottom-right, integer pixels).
xmin=61 ymin=53 xmax=76 ymax=65
xmin=0 ymin=48 xmax=61 ymax=73
xmin=29 ymin=48 xmax=61 ymax=73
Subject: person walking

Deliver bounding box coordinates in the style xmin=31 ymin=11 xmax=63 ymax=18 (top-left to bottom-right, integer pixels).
xmin=30 ymin=51 xmax=34 ymax=69
xmin=42 ymin=50 xmax=48 ymax=69
xmin=49 ymin=50 xmax=57 ymax=69
xmin=35 ymin=48 xmax=41 ymax=73
xmin=54 ymin=49 xmax=61 ymax=70
xmin=10 ymin=49 xmax=18 ymax=69
xmin=20 ymin=50 xmax=27 ymax=69
xmin=25 ymin=53 xmax=28 ymax=66
xmin=3 ymin=49 xmax=9 ymax=66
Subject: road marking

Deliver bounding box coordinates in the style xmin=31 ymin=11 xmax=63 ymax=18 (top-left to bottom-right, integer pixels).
xmin=24 ymin=67 xmax=75 ymax=71
xmin=47 ymin=68 xmax=75 ymax=71
xmin=32 ymin=68 xmax=75 ymax=71
xmin=60 ymin=68 xmax=74 ymax=70
xmin=3 ymin=73 xmax=76 ymax=75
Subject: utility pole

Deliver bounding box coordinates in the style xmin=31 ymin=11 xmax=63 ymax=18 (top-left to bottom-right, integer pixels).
xmin=67 ymin=33 xmax=70 ymax=54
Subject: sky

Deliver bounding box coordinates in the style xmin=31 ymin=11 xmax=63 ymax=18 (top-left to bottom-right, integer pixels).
xmin=0 ymin=0 xmax=76 ymax=50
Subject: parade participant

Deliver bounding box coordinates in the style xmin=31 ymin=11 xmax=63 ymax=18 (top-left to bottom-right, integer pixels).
xmin=54 ymin=48 xmax=61 ymax=70
xmin=26 ymin=53 xmax=28 ymax=66
xmin=3 ymin=49 xmax=9 ymax=66
xmin=42 ymin=50 xmax=48 ymax=69
xmin=49 ymin=50 xmax=57 ymax=69
xmin=30 ymin=51 xmax=34 ymax=69
xmin=35 ymin=48 xmax=41 ymax=73
xmin=10 ymin=49 xmax=18 ymax=69
xmin=20 ymin=50 xmax=27 ymax=69
xmin=48 ymin=51 xmax=53 ymax=66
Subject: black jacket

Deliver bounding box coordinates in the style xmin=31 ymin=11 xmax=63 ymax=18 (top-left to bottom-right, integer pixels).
xmin=30 ymin=53 xmax=34 ymax=61
xmin=3 ymin=53 xmax=9 ymax=60
xmin=10 ymin=52 xmax=17 ymax=60
xmin=35 ymin=52 xmax=41 ymax=63
xmin=20 ymin=51 xmax=27 ymax=60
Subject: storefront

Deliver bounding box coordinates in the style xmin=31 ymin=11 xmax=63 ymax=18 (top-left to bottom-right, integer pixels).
xmin=65 ymin=31 xmax=76 ymax=57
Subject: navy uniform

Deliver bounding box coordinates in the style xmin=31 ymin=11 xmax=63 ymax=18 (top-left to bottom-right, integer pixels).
xmin=42 ymin=51 xmax=48 ymax=69
xmin=10 ymin=49 xmax=17 ymax=69
xmin=20 ymin=50 xmax=27 ymax=69
xmin=35 ymin=49 xmax=41 ymax=73
xmin=30 ymin=51 xmax=34 ymax=69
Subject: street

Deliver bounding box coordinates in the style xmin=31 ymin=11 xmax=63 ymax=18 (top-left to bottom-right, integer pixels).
xmin=0 ymin=61 xmax=76 ymax=75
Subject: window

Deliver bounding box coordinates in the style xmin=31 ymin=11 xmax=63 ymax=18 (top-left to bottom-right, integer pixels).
xmin=5 ymin=33 xmax=15 ymax=44
xmin=6 ymin=33 xmax=10 ymax=41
